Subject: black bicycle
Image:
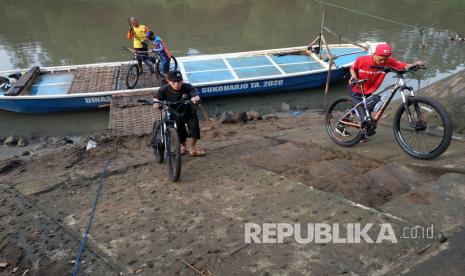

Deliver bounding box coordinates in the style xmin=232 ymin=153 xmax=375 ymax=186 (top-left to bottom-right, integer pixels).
xmin=325 ymin=65 xmax=452 ymax=160
xmin=137 ymin=99 xmax=193 ymax=182
xmin=123 ymin=47 xmax=178 ymax=89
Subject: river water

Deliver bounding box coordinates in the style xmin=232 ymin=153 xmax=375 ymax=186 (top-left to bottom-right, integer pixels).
xmin=0 ymin=0 xmax=464 ymax=136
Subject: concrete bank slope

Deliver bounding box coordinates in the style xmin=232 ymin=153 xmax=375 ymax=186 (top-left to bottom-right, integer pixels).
xmin=418 ymin=68 xmax=465 ymax=133
xmin=0 ymin=113 xmax=464 ymax=275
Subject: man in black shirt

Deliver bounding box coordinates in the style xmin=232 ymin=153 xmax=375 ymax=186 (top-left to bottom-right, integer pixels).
xmin=153 ymin=70 xmax=205 ymax=156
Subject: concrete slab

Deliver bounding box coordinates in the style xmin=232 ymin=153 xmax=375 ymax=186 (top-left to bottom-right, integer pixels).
xmin=29 ymin=147 xmax=441 ymax=275
xmin=381 ymin=173 xmax=465 ymax=235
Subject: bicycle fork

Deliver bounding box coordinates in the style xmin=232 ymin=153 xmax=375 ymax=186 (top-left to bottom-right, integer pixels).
xmin=400 ymin=88 xmax=423 ymax=130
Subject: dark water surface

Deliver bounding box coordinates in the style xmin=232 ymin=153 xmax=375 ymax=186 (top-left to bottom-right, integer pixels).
xmin=0 ymin=0 xmax=464 ymax=136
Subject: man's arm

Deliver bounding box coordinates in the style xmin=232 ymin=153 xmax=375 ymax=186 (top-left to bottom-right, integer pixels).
xmin=152 ymin=40 xmax=163 ymax=52
xmin=348 ymin=57 xmax=360 ymax=85
xmin=405 ymin=60 xmax=425 ymax=70
xmin=187 ymin=84 xmax=200 ymax=104
xmin=153 ymin=87 xmax=165 ymax=110
xmin=388 ymin=57 xmax=424 ymax=71
xmin=349 ymin=66 xmax=358 ymax=84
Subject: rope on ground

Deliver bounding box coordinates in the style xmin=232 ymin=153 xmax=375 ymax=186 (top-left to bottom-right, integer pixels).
xmin=71 ymin=138 xmax=119 ymax=276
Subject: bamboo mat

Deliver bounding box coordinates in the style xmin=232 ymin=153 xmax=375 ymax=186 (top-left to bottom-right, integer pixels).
xmin=108 ymin=91 xmax=160 ymax=137
xmin=68 ymin=65 xmax=163 ymax=94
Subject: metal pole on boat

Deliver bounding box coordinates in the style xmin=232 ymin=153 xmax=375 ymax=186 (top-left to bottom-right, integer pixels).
xmin=318 ymin=11 xmax=325 ymax=59
xmin=416 ymin=28 xmax=425 ymax=92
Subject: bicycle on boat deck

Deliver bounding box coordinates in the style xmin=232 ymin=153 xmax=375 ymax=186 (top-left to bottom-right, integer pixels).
xmin=324 ymin=65 xmax=452 ymax=160
xmin=122 ymin=47 xmax=178 ymax=89
xmin=137 ymin=99 xmax=193 ymax=182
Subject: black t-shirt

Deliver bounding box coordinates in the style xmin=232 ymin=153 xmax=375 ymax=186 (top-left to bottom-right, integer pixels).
xmin=155 ymin=83 xmax=198 ymax=102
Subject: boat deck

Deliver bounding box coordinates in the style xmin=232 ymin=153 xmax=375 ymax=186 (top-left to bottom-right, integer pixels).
xmin=181 ymin=47 xmax=365 ymax=85
xmin=24 ymin=65 xmax=164 ymax=96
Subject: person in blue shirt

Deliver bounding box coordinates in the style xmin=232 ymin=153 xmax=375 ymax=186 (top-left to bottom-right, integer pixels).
xmin=146 ymin=31 xmax=172 ymax=82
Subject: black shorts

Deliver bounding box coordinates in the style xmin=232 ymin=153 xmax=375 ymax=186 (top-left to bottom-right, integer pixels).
xmin=135 ymin=46 xmax=148 ymax=64
xmin=172 ymin=104 xmax=200 ymax=143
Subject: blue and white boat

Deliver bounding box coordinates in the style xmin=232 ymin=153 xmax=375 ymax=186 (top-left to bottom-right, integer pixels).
xmin=0 ymin=42 xmax=378 ymax=113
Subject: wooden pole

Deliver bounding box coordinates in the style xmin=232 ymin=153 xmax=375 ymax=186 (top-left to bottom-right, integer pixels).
xmin=308 ymin=36 xmax=321 ymax=49
xmin=324 ymin=58 xmax=333 ymax=94
xmin=198 ymin=104 xmax=215 ymax=129
xmin=180 ymin=259 xmax=207 ymax=276
xmin=320 ymin=34 xmax=334 ymax=94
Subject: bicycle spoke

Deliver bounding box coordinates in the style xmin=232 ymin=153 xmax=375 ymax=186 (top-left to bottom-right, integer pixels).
xmin=325 ymin=97 xmax=364 ymax=147
xmin=394 ymin=97 xmax=452 ymax=159
xmin=152 ymin=122 xmax=164 ymax=163
xmin=165 ymin=127 xmax=181 ymax=182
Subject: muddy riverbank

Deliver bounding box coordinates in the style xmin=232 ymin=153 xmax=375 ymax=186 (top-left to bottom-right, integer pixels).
xmin=1 ymin=110 xmax=465 ymax=275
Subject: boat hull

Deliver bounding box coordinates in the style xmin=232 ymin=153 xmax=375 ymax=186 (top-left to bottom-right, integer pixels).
xmin=0 ymin=94 xmax=112 ymax=113
xmin=0 ymin=43 xmax=376 ymax=113
xmin=196 ymin=67 xmax=348 ymax=97
xmin=0 ymin=68 xmax=348 ymax=113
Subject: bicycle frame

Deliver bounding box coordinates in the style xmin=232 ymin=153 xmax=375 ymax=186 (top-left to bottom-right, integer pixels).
xmin=125 ymin=47 xmax=160 ymax=69
xmin=340 ymin=72 xmax=416 ymax=128
xmin=158 ymin=107 xmax=178 ymax=146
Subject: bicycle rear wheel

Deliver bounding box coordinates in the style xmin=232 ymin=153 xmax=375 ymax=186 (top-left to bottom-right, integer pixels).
xmin=151 ymin=122 xmax=164 ymax=163
xmin=393 ymin=96 xmax=452 ymax=160
xmin=126 ymin=64 xmax=139 ymax=89
xmin=156 ymin=56 xmax=178 ymax=78
xmin=165 ymin=126 xmax=181 ymax=182
xmin=325 ymin=96 xmax=365 ymax=147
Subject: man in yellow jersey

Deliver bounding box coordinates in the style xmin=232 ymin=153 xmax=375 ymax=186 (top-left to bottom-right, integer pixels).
xmin=127 ymin=17 xmax=150 ymax=73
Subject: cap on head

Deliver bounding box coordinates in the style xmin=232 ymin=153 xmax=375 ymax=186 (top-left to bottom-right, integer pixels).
xmin=168 ymin=70 xmax=183 ymax=82
xmin=374 ymin=43 xmax=393 ymax=56
xmin=146 ymin=31 xmax=154 ymax=38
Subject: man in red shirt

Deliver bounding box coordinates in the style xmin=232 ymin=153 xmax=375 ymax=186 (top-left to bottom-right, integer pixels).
xmin=349 ymin=43 xmax=423 ymax=96
xmin=336 ymin=43 xmax=423 ymax=138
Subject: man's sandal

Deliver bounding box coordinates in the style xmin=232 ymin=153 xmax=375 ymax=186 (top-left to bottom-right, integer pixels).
xmin=189 ymin=150 xmax=206 ymax=157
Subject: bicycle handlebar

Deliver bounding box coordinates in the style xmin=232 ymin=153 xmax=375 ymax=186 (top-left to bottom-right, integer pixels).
xmin=121 ymin=46 xmax=157 ymax=55
xmin=136 ymin=99 xmax=196 ymax=106
xmin=370 ymin=65 xmax=427 ymax=75
xmin=351 ymin=78 xmax=369 ymax=85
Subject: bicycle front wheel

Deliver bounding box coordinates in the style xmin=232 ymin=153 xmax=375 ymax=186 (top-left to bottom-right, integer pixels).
xmin=393 ymin=96 xmax=452 ymax=160
xmin=156 ymin=56 xmax=178 ymax=78
xmin=152 ymin=122 xmax=164 ymax=163
xmin=126 ymin=64 xmax=139 ymax=89
xmin=165 ymin=126 xmax=181 ymax=182
xmin=325 ymin=96 xmax=365 ymax=147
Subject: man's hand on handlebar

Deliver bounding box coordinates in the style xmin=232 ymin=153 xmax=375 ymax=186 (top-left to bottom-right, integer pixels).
xmin=348 ymin=75 xmax=357 ymax=85
xmin=407 ymin=60 xmax=425 ymax=71
xmin=153 ymin=99 xmax=161 ymax=110
xmin=191 ymin=96 xmax=201 ymax=105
